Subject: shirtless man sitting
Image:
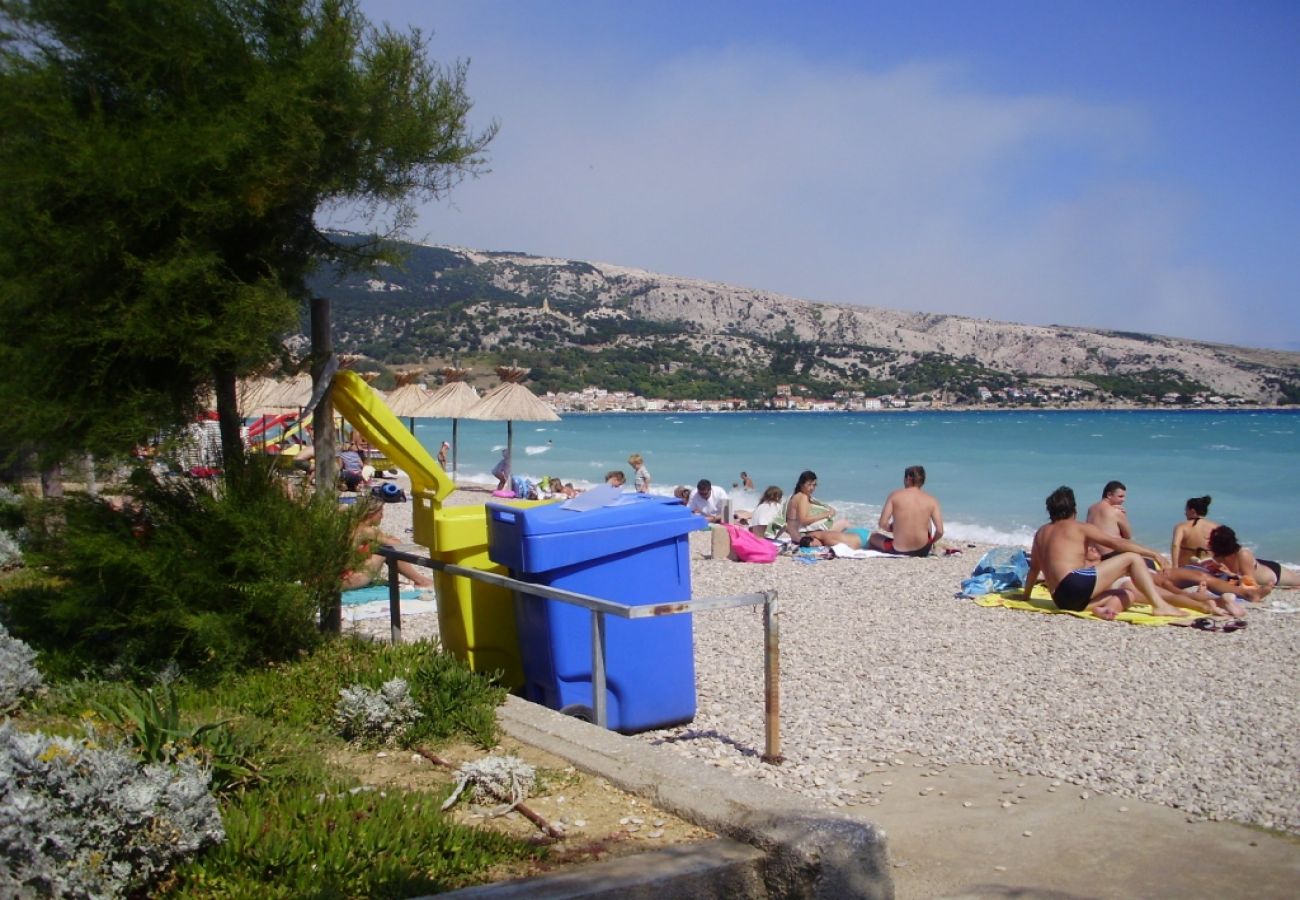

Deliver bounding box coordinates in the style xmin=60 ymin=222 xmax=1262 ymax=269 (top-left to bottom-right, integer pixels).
xmin=866 ymin=465 xmax=944 ymax=556
xmin=1086 ymin=480 xmax=1131 ymax=550
xmin=1026 ymin=486 xmax=1184 ymax=619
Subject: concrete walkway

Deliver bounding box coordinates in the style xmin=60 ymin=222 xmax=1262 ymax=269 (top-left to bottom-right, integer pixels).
xmin=443 ymin=697 xmax=1299 ymax=899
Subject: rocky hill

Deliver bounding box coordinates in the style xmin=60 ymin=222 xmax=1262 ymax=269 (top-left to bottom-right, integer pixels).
xmin=308 ymin=236 xmax=1300 ymax=404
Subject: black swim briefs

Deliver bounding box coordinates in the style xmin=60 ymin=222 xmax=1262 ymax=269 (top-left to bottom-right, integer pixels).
xmin=881 ymin=538 xmax=934 ymax=557
xmin=1052 ymin=568 xmax=1097 ymax=611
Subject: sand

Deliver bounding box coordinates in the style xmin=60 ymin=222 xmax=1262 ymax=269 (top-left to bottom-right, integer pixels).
xmin=356 ymin=484 xmax=1300 ymax=839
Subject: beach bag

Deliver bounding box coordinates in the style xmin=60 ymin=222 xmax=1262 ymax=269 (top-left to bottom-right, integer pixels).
xmin=724 ymin=524 xmax=779 ymax=564
xmin=959 ymin=547 xmax=1029 ymax=596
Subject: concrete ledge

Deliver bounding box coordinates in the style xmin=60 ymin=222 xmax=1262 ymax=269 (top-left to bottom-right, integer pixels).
xmin=493 ymin=695 xmax=894 ymax=899
xmin=443 ymin=837 xmax=766 ymax=898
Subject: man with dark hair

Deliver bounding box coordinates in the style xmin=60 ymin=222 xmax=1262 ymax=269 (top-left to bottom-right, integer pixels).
xmin=687 ymin=478 xmax=729 ymax=523
xmin=867 ymin=465 xmax=943 ymax=556
xmin=1026 ymin=486 xmax=1182 ymax=619
xmin=1086 ymin=479 xmax=1132 ymax=549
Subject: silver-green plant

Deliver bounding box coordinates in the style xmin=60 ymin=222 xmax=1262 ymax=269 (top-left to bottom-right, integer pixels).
xmin=0 ymin=528 xmax=21 ymax=569
xmin=333 ymin=678 xmax=422 ymax=747
xmin=0 ymin=624 xmax=42 ymax=711
xmin=0 ymin=721 xmax=223 ymax=899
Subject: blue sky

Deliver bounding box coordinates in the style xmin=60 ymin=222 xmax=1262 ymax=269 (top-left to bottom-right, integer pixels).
xmin=349 ymin=1 xmax=1300 ymax=350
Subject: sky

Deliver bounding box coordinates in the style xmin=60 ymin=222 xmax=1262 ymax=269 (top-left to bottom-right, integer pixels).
xmin=349 ymin=1 xmax=1300 ymax=350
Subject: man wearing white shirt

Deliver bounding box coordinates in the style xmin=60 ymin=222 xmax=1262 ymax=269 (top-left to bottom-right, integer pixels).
xmin=687 ymin=479 xmax=729 ymax=524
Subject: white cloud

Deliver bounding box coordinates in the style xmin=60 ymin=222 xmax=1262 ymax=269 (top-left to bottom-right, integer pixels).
xmin=399 ymin=40 xmax=1246 ymax=343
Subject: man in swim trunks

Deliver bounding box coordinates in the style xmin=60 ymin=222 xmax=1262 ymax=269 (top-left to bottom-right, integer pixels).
xmin=1025 ymin=486 xmax=1184 ymax=619
xmin=866 ymin=465 xmax=944 ymax=556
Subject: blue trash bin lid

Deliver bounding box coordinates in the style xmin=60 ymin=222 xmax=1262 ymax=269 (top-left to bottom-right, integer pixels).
xmin=487 ymin=493 xmax=706 ymax=573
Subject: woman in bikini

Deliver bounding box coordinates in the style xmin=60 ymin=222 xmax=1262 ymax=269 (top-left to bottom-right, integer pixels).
xmin=783 ymin=470 xmax=850 ymax=541
xmin=1170 ymin=495 xmax=1219 ymax=568
xmin=341 ymin=501 xmax=433 ymax=591
xmin=1203 ymin=525 xmax=1299 ymax=596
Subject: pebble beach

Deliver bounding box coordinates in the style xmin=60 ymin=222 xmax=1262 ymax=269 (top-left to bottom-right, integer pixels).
xmin=355 ymin=485 xmax=1300 ymax=836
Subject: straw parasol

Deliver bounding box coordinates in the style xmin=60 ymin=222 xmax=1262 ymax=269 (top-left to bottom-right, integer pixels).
xmin=265 ymin=372 xmax=314 ymax=409
xmin=237 ymin=376 xmax=284 ymax=415
xmin=420 ymin=366 xmax=480 ymax=478
xmin=463 ymin=364 xmax=560 ymax=484
xmin=382 ymin=374 xmax=434 ymax=434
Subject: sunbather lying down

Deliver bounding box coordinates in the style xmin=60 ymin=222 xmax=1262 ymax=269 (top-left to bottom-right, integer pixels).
xmin=342 ymin=500 xmax=432 ymax=590
xmin=803 ymin=526 xmax=937 ymax=557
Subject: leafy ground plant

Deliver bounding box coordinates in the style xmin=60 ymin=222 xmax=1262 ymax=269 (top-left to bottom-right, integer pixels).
xmin=170 ymin=780 xmax=541 ymax=898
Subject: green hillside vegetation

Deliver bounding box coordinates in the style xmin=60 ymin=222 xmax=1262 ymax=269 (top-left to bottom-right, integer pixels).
xmin=307 ymin=236 xmax=1299 ymax=404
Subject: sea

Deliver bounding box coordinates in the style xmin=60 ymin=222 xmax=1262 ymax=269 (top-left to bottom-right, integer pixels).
xmin=410 ymin=409 xmax=1300 ymax=565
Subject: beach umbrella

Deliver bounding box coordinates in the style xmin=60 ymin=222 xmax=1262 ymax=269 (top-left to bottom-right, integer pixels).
xmin=382 ymin=378 xmax=435 ymax=434
xmin=463 ymin=365 xmax=560 ymax=484
xmin=265 ymin=373 xmax=313 ymax=409
xmin=237 ymin=376 xmax=284 ymax=415
xmin=420 ymin=368 xmax=480 ymax=478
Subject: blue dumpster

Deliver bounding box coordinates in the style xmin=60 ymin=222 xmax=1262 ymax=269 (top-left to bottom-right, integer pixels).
xmin=486 ymin=494 xmax=707 ymax=733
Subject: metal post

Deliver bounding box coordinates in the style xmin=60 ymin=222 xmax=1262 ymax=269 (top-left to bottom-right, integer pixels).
xmin=762 ymin=594 xmax=783 ymax=764
xmin=386 ymin=558 xmax=402 ymax=645
xmin=591 ymin=610 xmax=607 ymax=728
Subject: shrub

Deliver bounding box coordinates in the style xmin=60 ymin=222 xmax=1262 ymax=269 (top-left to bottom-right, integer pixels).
xmin=334 ymin=678 xmax=422 ymax=747
xmin=406 ymin=649 xmax=507 ymax=749
xmin=3 ymin=457 xmax=359 ymax=679
xmin=0 ymin=528 xmax=22 ymax=569
xmin=0 ymin=623 xmax=43 ymax=711
xmin=0 ymin=721 xmax=224 ymax=899
xmin=92 ymin=680 xmax=267 ymax=796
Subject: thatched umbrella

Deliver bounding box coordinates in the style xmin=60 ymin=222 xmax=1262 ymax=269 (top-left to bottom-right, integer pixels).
xmin=463 ymin=365 xmax=560 ymax=485
xmin=420 ymin=366 xmax=480 ymax=478
xmin=236 ymin=376 xmax=283 ymax=415
xmin=382 ymin=374 xmax=434 ymax=435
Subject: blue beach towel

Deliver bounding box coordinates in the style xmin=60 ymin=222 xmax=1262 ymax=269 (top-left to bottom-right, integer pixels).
xmin=342 ymin=585 xmax=421 ymax=606
xmin=959 ymin=547 xmax=1029 ymax=597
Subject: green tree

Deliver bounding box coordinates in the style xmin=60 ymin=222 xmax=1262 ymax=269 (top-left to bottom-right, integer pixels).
xmin=0 ymin=0 xmax=494 ymax=465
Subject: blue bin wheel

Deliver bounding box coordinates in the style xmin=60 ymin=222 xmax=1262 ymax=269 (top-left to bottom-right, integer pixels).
xmin=560 ymin=704 xmax=594 ymax=723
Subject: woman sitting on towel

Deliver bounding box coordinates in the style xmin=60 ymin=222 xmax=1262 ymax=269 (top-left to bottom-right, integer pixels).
xmin=341 ymin=499 xmax=433 ymax=591
xmin=782 ymin=470 xmax=849 ymax=541
xmin=1170 ymin=495 xmax=1220 ymax=568
xmin=1201 ymin=525 xmax=1299 ymax=595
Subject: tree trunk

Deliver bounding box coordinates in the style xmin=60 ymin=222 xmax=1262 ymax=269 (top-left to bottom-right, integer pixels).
xmin=214 ymin=365 xmax=243 ymax=469
xmin=312 ymin=295 xmax=341 ymax=634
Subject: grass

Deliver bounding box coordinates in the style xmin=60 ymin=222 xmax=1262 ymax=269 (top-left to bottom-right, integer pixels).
xmin=21 ymin=635 xmax=543 ymax=897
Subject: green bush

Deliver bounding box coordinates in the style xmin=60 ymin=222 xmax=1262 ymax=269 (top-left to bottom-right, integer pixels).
xmin=2 ymin=457 xmax=358 ymax=680
xmin=206 ymin=638 xmax=506 ymax=749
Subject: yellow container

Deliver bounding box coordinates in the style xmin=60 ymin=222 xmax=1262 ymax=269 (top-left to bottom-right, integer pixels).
xmin=420 ymin=497 xmax=553 ymax=689
xmin=331 ymin=370 xmax=550 ymax=688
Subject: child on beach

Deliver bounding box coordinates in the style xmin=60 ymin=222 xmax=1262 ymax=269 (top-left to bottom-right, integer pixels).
xmin=628 ymin=453 xmax=651 ymax=492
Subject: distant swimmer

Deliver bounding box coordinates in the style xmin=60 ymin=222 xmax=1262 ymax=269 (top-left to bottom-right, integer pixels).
xmin=866 ymin=465 xmax=943 ymax=556
xmin=1026 ymin=486 xmax=1183 ymax=620
xmin=437 ymin=441 xmax=450 ymax=469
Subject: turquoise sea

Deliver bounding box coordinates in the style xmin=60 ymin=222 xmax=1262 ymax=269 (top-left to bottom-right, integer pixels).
xmin=411 ymin=409 xmax=1300 ymax=565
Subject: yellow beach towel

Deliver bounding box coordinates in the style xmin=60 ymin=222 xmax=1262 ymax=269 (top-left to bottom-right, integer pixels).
xmin=975 ymin=584 xmax=1187 ymax=626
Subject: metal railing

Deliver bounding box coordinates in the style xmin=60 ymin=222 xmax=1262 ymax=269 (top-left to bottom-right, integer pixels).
xmin=375 ymin=543 xmax=784 ymax=764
